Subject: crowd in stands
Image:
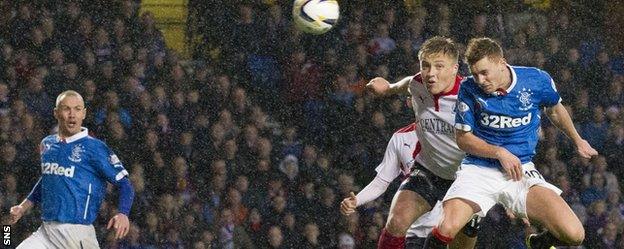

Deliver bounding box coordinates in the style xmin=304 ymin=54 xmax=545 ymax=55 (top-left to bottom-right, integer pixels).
xmin=1 ymin=0 xmax=623 ymax=248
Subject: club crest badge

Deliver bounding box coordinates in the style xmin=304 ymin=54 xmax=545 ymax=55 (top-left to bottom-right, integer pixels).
xmin=69 ymin=144 xmax=85 ymax=163
xmin=518 ymin=88 xmax=533 ymax=111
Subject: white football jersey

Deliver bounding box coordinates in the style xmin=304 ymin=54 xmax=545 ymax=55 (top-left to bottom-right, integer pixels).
xmin=407 ymin=73 xmax=464 ymax=180
xmin=375 ymin=123 xmax=419 ymax=183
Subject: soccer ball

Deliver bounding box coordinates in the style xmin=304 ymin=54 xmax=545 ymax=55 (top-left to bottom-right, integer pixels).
xmin=292 ymin=0 xmax=340 ymax=35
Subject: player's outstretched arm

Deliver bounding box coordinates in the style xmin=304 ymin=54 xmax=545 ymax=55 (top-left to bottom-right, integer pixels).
xmin=340 ymin=176 xmax=391 ymax=216
xmin=544 ymin=103 xmax=598 ymax=159
xmin=340 ymin=192 xmax=358 ymax=215
xmin=107 ymin=213 xmax=130 ymax=240
xmin=107 ymin=177 xmax=134 ymax=239
xmin=8 ymin=177 xmax=42 ymax=224
xmin=8 ymin=200 xmax=34 ymax=225
xmin=367 ymin=76 xmax=411 ymax=96
xmin=456 ymin=130 xmax=523 ymax=181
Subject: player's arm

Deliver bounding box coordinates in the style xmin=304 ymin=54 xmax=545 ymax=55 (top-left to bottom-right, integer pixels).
xmin=340 ymin=177 xmax=391 ymax=216
xmin=356 ymin=177 xmax=391 ymax=206
xmin=454 ymin=84 xmax=522 ymax=181
xmin=106 ymin=177 xmax=134 ymax=240
xmin=93 ymin=142 xmax=134 ymax=239
xmin=8 ymin=177 xmax=41 ymax=224
xmin=455 ymin=130 xmax=522 ymax=181
xmin=543 ymin=103 xmax=597 ymax=158
xmin=366 ymin=76 xmax=412 ymax=96
xmin=340 ymin=134 xmax=402 ymax=215
xmin=539 ymin=73 xmax=597 ymax=159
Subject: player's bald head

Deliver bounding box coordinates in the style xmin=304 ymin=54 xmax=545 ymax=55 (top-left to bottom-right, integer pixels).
xmin=55 ymin=90 xmax=84 ymax=109
xmin=465 ymin=37 xmax=504 ymax=65
xmin=418 ymin=36 xmax=459 ymax=62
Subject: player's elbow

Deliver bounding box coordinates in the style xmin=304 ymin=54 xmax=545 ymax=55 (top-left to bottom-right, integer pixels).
xmin=455 ymin=131 xmax=470 ymax=152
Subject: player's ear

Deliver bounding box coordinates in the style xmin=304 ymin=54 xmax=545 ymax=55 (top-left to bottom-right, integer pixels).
xmin=453 ymin=63 xmax=459 ymax=74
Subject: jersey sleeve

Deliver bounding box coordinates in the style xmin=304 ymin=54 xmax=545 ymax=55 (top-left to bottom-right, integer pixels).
xmin=538 ymin=70 xmax=562 ymax=107
xmin=374 ymin=134 xmax=402 ymax=182
xmin=454 ymin=83 xmax=477 ymax=132
xmin=91 ymin=141 xmax=129 ymax=184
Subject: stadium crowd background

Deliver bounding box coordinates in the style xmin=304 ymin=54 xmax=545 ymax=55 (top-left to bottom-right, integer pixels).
xmin=0 ymin=0 xmax=623 ymax=248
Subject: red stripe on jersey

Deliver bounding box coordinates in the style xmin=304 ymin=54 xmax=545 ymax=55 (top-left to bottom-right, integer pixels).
xmin=395 ymin=123 xmax=417 ymax=133
xmin=432 ymin=75 xmax=463 ymax=111
xmin=412 ymin=141 xmax=421 ymax=159
xmin=413 ymin=73 xmax=423 ymax=84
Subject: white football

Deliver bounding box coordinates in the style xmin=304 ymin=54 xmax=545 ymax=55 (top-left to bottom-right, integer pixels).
xmin=292 ymin=0 xmax=340 ymax=35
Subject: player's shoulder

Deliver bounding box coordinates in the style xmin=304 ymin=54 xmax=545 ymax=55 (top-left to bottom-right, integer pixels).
xmin=512 ymin=66 xmax=552 ymax=81
xmin=459 ymin=76 xmax=479 ymax=92
xmin=41 ymin=134 xmax=57 ymax=144
xmin=82 ymin=135 xmax=110 ymax=151
xmin=390 ymin=123 xmax=417 ymax=146
xmin=394 ymin=123 xmax=417 ymax=134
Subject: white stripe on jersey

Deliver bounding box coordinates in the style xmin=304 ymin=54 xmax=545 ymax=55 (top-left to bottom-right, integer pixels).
xmin=408 ymin=74 xmax=465 ymax=180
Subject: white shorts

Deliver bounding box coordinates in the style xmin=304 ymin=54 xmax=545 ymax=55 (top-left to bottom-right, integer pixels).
xmin=17 ymin=222 xmax=100 ymax=249
xmin=443 ymin=162 xmax=562 ymax=218
xmin=405 ymin=201 xmax=443 ymax=238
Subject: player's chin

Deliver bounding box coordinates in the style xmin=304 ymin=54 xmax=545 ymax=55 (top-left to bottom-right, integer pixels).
xmin=427 ymin=86 xmax=443 ymax=95
xmin=65 ymin=124 xmax=81 ymax=132
xmin=480 ymin=87 xmax=495 ymax=94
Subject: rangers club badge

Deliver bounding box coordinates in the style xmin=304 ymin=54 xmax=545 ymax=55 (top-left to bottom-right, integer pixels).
xmin=518 ymin=88 xmax=533 ymax=111
xmin=68 ymin=144 xmax=85 ymax=163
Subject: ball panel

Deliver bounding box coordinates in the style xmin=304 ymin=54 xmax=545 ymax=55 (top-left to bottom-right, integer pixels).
xmin=292 ymin=0 xmax=339 ymax=35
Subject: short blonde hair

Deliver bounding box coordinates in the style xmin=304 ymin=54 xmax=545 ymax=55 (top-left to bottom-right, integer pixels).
xmin=55 ymin=90 xmax=84 ymax=108
xmin=418 ymin=36 xmax=459 ymax=62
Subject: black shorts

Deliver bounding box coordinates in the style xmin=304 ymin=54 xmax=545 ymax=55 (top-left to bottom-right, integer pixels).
xmin=405 ymin=236 xmax=426 ymax=248
xmin=397 ymin=163 xmax=454 ymax=207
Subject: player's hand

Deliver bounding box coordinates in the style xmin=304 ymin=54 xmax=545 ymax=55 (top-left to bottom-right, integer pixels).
xmin=340 ymin=192 xmax=358 ymax=216
xmin=366 ymin=77 xmax=390 ymax=96
xmin=575 ymin=139 xmax=598 ymax=159
xmin=107 ymin=213 xmax=130 ymax=240
xmin=8 ymin=205 xmax=25 ymax=224
xmin=495 ymin=147 xmax=522 ymax=181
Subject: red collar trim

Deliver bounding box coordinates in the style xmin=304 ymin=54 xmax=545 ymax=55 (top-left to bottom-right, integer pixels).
xmin=433 ymin=75 xmax=462 ymax=98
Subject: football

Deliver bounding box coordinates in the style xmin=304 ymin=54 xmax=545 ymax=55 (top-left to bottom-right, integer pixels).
xmin=292 ymin=0 xmax=340 ymax=35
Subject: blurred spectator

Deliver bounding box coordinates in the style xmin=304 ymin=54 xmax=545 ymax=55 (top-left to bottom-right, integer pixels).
xmin=581 ymin=173 xmax=608 ymax=206
xmin=580 ymin=105 xmax=609 ymax=153
xmin=585 ymin=200 xmax=609 ymax=247
xmin=301 ymin=222 xmax=321 ymax=248
xmin=217 ymin=208 xmax=254 ymax=248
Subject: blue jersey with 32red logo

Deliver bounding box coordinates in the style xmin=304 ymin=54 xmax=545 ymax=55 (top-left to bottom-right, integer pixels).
xmin=30 ymin=128 xmax=128 ymax=224
xmin=454 ymin=66 xmax=561 ymax=168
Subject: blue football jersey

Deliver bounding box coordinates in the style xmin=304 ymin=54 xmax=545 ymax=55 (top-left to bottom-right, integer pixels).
xmin=34 ymin=128 xmax=128 ymax=224
xmin=454 ymin=66 xmax=561 ymax=168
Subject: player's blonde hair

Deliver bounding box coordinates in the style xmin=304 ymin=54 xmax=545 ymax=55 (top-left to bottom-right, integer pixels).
xmin=418 ymin=36 xmax=459 ymax=62
xmin=465 ymin=37 xmax=504 ymax=65
xmin=55 ymin=90 xmax=84 ymax=108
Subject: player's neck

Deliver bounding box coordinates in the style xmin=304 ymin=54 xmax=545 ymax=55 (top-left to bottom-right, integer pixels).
xmin=58 ymin=129 xmax=81 ymax=139
xmin=499 ymin=66 xmax=512 ymax=90
xmin=441 ymin=78 xmax=456 ymax=94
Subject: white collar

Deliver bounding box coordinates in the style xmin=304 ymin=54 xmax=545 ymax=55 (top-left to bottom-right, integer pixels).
xmin=505 ymin=64 xmax=517 ymax=92
xmin=58 ymin=127 xmax=89 ymax=143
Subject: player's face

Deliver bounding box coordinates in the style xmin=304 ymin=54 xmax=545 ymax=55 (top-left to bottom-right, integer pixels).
xmin=54 ymin=95 xmax=86 ymax=136
xmin=420 ymin=53 xmax=458 ymax=95
xmin=470 ymin=56 xmax=507 ymax=94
